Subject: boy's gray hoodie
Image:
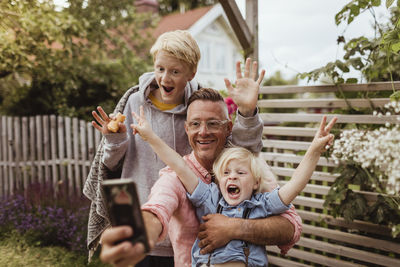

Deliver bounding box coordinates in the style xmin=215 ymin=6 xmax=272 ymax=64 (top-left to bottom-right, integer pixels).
xmin=84 ymin=72 xmax=198 ymax=258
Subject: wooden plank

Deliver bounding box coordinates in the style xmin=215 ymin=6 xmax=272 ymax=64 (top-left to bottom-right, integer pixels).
xmin=271 ymin=166 xmax=338 ymax=183
xmin=21 ymin=117 xmax=29 ymax=192
xmin=262 ymin=152 xmax=337 ymax=167
xmin=73 ymin=117 xmax=80 ymax=192
xmin=65 ymin=116 xmax=73 ymax=195
xmin=7 ymin=117 xmax=13 ymax=195
xmin=14 ymin=116 xmax=21 ymax=191
xmin=219 ymin=0 xmax=252 ymax=55
xmin=263 ymin=139 xmax=311 ymax=150
xmin=43 ymin=115 xmax=50 ymax=184
xmin=261 ymin=113 xmax=398 ymax=124
xmin=50 ymin=115 xmax=57 ymax=189
xmin=29 ymin=116 xmax=35 ymax=184
xmin=58 ymin=116 xmax=65 ymax=186
xmin=297 ymin=209 xmax=393 ymax=237
xmin=279 ymin=181 xmax=330 ymax=195
xmin=263 ymin=126 xmax=316 ymax=137
xmin=80 ymin=120 xmax=87 ymax=191
xmin=35 ymin=115 xmax=43 ymax=184
xmin=266 ymin=246 xmax=363 ymax=267
xmin=245 ymin=0 xmax=258 ymax=61
xmin=95 ymin=129 xmax=101 ymax=148
xmin=0 ymin=116 xmax=7 ymax=197
xmin=87 ymin=122 xmax=95 ymax=160
xmin=268 ymin=255 xmax=310 ymax=267
xmin=259 ymin=81 xmax=400 ymax=94
xmin=258 ymin=98 xmax=390 ymax=109
xmin=297 ymin=237 xmax=400 ymax=266
xmin=293 ymin=195 xmax=325 ymax=209
xmin=302 ymin=224 xmax=400 ymax=254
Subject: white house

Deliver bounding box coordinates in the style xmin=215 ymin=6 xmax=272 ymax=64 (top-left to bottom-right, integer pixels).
xmin=153 ymin=4 xmax=243 ymax=91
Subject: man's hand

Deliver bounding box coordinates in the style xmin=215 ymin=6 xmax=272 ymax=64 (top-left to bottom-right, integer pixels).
xmin=91 ymin=106 xmax=127 ymax=134
xmin=100 ymin=226 xmax=147 ymax=267
xmin=224 ymin=58 xmax=266 ymax=117
xmin=197 ymin=214 xmax=238 ymax=254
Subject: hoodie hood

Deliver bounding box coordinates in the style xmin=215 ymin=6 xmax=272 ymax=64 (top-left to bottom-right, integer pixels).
xmin=137 ymin=72 xmax=199 ymax=115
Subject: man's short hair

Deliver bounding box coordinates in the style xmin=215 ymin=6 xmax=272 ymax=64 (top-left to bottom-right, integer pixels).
xmin=187 ymin=87 xmax=224 ymax=106
xmin=150 ymin=30 xmax=200 ymax=73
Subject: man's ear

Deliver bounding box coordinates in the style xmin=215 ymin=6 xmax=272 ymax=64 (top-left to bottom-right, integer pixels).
xmin=226 ymin=120 xmax=233 ymax=137
xmin=184 ymin=121 xmax=189 ymax=134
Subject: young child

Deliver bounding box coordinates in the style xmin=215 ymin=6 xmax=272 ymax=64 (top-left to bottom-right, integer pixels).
xmin=131 ymin=105 xmax=337 ymax=267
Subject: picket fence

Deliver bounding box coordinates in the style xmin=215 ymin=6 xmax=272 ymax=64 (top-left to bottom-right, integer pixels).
xmin=0 ymin=115 xmax=101 ymax=198
xmin=1 ymin=81 xmax=400 ymax=266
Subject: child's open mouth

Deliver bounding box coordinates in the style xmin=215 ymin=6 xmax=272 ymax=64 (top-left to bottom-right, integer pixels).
xmin=163 ymin=85 xmax=174 ymax=93
xmin=227 ymin=185 xmax=240 ymax=196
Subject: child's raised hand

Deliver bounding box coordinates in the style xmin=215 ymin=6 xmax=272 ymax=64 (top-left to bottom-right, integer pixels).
xmin=310 ymin=116 xmax=337 ymax=153
xmin=91 ymin=106 xmax=127 ymax=134
xmin=131 ymin=106 xmax=153 ymax=141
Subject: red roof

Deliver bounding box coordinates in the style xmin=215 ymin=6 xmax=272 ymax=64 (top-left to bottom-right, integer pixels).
xmin=153 ymin=5 xmax=214 ymax=37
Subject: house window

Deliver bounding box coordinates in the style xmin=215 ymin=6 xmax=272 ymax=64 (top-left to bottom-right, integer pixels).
xmin=214 ymin=43 xmax=226 ymax=73
xmin=199 ymin=41 xmax=211 ymax=71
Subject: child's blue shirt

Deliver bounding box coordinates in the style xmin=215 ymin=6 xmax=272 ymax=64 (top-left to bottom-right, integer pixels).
xmin=187 ymin=179 xmax=290 ymax=267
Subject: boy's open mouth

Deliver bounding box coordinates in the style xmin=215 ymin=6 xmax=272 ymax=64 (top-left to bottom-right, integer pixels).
xmin=163 ymin=85 xmax=174 ymax=93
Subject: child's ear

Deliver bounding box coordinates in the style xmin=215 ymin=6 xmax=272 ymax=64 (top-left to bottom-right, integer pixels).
xmin=187 ymin=71 xmax=196 ymax=81
xmin=253 ymin=178 xmax=260 ymax=191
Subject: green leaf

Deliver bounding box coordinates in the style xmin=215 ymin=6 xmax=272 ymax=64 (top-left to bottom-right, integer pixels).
xmin=391 ymin=42 xmax=400 ymax=53
xmin=386 ymin=0 xmax=395 ymax=8
xmin=390 ymin=91 xmax=400 ymax=101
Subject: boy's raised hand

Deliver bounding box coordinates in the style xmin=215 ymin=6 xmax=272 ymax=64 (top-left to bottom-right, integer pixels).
xmin=310 ymin=116 xmax=337 ymax=153
xmin=92 ymin=106 xmax=127 ymax=134
xmin=224 ymin=58 xmax=266 ymax=117
xmin=131 ymin=106 xmax=153 ymax=141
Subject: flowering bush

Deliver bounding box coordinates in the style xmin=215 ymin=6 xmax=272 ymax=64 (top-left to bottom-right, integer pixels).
xmin=0 ymin=182 xmax=89 ymax=254
xmin=325 ymin=101 xmax=400 ymax=238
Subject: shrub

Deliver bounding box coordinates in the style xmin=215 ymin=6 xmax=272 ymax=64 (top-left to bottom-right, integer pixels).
xmin=0 ymin=181 xmax=89 ymax=254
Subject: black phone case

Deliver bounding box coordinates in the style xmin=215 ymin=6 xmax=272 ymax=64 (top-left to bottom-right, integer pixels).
xmin=102 ymin=178 xmax=150 ymax=252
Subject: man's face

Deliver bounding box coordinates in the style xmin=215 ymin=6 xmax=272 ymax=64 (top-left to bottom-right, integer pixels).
xmin=154 ymin=51 xmax=195 ymax=105
xmin=185 ymin=100 xmax=233 ymax=171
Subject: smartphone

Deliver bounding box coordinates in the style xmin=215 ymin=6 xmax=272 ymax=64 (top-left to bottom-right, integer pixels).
xmin=102 ymin=178 xmax=150 ymax=252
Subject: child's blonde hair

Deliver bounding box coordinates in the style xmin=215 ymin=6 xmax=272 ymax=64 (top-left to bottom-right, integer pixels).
xmin=213 ymin=146 xmax=269 ymax=193
xmin=150 ymin=30 xmax=201 ymax=73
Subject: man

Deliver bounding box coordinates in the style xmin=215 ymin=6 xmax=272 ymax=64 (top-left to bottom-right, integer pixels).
xmin=100 ymin=61 xmax=301 ymax=267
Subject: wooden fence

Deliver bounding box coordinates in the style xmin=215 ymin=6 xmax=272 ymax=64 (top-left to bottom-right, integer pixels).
xmin=0 ymin=115 xmax=101 ymax=198
xmin=1 ymin=82 xmax=400 ymax=266
xmin=259 ymin=82 xmax=400 ymax=266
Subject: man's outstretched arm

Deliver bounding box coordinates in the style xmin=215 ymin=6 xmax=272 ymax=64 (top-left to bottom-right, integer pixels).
xmin=198 ymin=207 xmax=301 ymax=255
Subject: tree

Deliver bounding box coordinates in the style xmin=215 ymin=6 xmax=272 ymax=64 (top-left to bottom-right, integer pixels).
xmin=300 ymin=0 xmax=400 ymax=100
xmin=0 ymin=0 xmax=154 ymax=120
xmin=158 ymin=0 xmax=216 ymax=15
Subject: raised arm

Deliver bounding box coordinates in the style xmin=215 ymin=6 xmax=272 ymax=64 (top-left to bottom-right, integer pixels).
xmin=279 ymin=116 xmax=337 ymax=205
xmin=131 ymin=106 xmax=198 ymax=194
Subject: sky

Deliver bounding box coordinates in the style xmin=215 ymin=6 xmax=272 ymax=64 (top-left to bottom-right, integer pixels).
xmin=236 ymin=0 xmax=390 ymax=84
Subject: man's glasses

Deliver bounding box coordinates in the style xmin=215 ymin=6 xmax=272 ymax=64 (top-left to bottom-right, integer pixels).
xmin=186 ymin=120 xmax=229 ymax=132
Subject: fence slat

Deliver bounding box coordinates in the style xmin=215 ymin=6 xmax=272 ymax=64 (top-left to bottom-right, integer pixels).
xmin=43 ymin=115 xmax=50 ymax=184
xmin=35 ymin=116 xmax=43 ymax=185
xmin=14 ymin=116 xmax=21 ymax=191
xmin=29 ymin=116 xmax=35 ymax=184
xmin=73 ymin=118 xmax=80 ymax=192
xmin=58 ymin=116 xmax=66 ymax=187
xmin=7 ymin=117 xmax=13 ymax=195
xmin=50 ymin=115 xmax=57 ymax=189
xmin=1 ymin=116 xmax=7 ymax=197
xmin=65 ymin=117 xmax=73 ymax=195
xmin=80 ymin=120 xmax=87 ymax=190
xmin=21 ymin=117 xmax=29 ymax=192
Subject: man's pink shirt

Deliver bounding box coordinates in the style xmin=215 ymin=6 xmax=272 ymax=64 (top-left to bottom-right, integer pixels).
xmin=142 ymin=152 xmax=302 ymax=266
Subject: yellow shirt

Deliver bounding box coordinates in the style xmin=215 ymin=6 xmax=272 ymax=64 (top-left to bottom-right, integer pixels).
xmin=148 ymin=91 xmax=179 ymax=111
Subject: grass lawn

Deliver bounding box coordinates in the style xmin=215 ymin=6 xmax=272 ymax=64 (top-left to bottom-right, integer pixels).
xmin=0 ymin=232 xmax=109 ymax=267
